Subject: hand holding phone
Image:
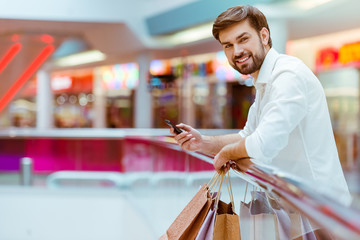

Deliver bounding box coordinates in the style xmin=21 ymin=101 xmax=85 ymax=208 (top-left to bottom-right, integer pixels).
xmin=165 ymin=119 xmax=183 ymax=134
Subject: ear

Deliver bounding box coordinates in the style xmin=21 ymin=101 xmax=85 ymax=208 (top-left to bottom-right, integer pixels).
xmin=259 ymin=27 xmax=270 ymax=46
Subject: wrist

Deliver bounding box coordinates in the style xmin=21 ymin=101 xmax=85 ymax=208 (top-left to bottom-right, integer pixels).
xmin=199 ymin=135 xmax=209 ymax=150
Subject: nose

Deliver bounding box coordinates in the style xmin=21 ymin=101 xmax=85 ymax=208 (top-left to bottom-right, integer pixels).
xmin=233 ymin=44 xmax=244 ymax=57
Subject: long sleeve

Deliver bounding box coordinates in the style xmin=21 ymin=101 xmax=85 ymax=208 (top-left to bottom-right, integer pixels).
xmin=245 ymin=69 xmax=308 ymax=163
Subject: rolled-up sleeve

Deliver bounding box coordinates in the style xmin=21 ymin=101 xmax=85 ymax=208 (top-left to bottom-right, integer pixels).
xmin=245 ymin=70 xmax=308 ymax=163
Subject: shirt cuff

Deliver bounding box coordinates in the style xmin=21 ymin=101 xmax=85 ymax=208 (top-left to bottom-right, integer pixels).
xmin=245 ymin=133 xmax=272 ymax=164
xmin=239 ymin=130 xmax=247 ymax=138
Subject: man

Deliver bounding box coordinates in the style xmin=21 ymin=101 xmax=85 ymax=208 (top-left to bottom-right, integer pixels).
xmin=170 ymin=5 xmax=352 ymax=206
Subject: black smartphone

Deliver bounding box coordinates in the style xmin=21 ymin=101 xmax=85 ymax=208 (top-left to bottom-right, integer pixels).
xmin=165 ymin=119 xmax=183 ymax=134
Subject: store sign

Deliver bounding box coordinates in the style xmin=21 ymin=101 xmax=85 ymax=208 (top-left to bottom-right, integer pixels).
xmin=317 ymin=41 xmax=360 ymax=71
xmin=339 ymin=42 xmax=360 ymax=64
xmin=99 ymin=63 xmax=139 ymax=90
xmin=51 ymin=76 xmax=73 ymax=91
xmin=316 ymin=48 xmax=338 ymax=69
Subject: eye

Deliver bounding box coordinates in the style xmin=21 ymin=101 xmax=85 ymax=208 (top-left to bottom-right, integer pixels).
xmin=239 ymin=37 xmax=248 ymax=43
xmin=224 ymin=44 xmax=232 ymax=49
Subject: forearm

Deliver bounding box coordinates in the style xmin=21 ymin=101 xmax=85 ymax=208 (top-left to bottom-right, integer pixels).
xmin=199 ymin=133 xmax=243 ymax=156
xmin=224 ymin=138 xmax=249 ymax=160
xmin=213 ymin=137 xmax=249 ymax=172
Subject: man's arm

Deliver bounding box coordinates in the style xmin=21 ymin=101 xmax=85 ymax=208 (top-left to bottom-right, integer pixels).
xmin=171 ymin=123 xmax=242 ymax=156
xmin=213 ymin=137 xmax=249 ymax=172
xmin=200 ymin=134 xmax=244 ymax=156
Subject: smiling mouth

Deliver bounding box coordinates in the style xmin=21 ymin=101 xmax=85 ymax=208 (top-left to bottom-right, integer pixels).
xmin=236 ymin=56 xmax=250 ymax=64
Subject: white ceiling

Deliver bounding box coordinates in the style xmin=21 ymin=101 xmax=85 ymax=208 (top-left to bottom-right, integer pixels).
xmin=0 ymin=0 xmax=359 ymax=66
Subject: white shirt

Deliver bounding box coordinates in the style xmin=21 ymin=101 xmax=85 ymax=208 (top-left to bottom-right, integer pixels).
xmin=239 ymin=48 xmax=352 ymax=206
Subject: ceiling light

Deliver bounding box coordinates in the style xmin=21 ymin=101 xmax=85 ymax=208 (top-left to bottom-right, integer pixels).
xmin=53 ymin=50 xmax=106 ymax=67
xmin=294 ymin=0 xmax=333 ymax=10
xmin=157 ymin=22 xmax=213 ymax=45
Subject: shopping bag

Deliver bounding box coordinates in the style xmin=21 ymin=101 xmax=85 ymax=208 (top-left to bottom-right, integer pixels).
xmin=212 ymin=172 xmax=241 ymax=240
xmin=290 ymin=212 xmax=318 ymax=240
xmin=195 ymin=193 xmax=218 ymax=240
xmin=160 ymin=184 xmax=212 ymax=240
xmin=263 ymin=189 xmax=318 ymax=239
xmin=239 ymin=189 xmax=291 ymax=240
xmin=160 ymin=173 xmax=222 ymax=240
xmin=213 ymin=200 xmax=241 ymax=240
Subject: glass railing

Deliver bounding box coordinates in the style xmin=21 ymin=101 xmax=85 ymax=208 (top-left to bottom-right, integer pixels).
xmin=2 ymin=129 xmax=360 ymax=239
xmin=179 ymin=147 xmax=360 ymax=240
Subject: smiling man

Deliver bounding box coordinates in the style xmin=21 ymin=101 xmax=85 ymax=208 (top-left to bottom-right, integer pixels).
xmin=170 ymin=5 xmax=351 ymax=206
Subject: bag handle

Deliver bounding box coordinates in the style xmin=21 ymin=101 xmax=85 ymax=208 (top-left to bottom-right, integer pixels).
xmin=208 ymin=172 xmax=223 ymax=200
xmin=215 ymin=173 xmax=224 ymax=208
xmin=224 ymin=171 xmax=236 ymax=213
xmin=232 ymin=168 xmax=250 ymax=203
xmin=208 ymin=172 xmax=220 ymax=190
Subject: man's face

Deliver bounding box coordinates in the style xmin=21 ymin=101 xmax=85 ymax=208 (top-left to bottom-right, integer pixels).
xmin=218 ymin=20 xmax=269 ymax=76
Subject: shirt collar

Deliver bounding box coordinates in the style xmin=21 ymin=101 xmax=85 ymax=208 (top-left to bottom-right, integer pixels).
xmin=253 ymin=48 xmax=279 ymax=89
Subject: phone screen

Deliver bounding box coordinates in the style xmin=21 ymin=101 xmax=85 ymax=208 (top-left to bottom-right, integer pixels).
xmin=165 ymin=120 xmax=183 ymax=134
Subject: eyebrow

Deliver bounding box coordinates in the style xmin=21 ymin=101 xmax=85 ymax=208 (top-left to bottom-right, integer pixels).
xmin=220 ymin=32 xmax=250 ymax=45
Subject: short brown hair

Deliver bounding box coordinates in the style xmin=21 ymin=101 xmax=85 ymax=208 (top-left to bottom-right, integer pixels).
xmin=212 ymin=5 xmax=272 ymax=48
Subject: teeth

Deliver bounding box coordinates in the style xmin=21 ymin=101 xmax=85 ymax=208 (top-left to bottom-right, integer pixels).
xmin=238 ymin=56 xmax=249 ymax=63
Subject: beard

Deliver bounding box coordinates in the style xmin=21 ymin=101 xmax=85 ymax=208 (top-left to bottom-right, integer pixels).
xmin=230 ymin=40 xmax=266 ymax=75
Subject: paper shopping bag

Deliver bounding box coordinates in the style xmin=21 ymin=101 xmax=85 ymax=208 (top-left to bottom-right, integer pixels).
xmin=212 ymin=172 xmax=240 ymax=240
xmin=290 ymin=212 xmax=318 ymax=240
xmin=240 ymin=201 xmax=278 ymax=240
xmin=213 ymin=200 xmax=241 ymax=240
xmin=240 ymin=191 xmax=291 ymax=240
xmin=162 ymin=184 xmax=212 ymax=240
xmin=195 ymin=207 xmax=216 ymax=240
xmin=195 ymin=192 xmax=218 ymax=240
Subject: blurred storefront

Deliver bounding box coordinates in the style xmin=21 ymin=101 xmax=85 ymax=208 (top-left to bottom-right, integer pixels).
xmin=8 ymin=77 xmax=37 ymax=128
xmin=1 ymin=62 xmax=139 ymax=129
xmin=149 ymin=51 xmax=255 ymax=129
xmin=94 ymin=63 xmax=138 ymax=128
xmin=52 ymin=69 xmax=94 ymax=128
xmin=288 ymin=28 xmax=360 ymax=171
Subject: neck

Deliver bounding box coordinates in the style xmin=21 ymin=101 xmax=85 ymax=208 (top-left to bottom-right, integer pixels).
xmin=251 ymin=71 xmax=259 ymax=80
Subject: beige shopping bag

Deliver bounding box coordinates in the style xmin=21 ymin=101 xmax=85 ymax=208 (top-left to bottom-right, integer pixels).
xmin=213 ymin=172 xmax=241 ymax=240
xmin=163 ymin=184 xmax=211 ymax=240
xmin=213 ymin=200 xmax=241 ymax=240
xmin=160 ymin=173 xmax=222 ymax=240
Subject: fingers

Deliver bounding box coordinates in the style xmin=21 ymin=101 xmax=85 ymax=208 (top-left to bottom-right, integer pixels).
xmin=169 ymin=127 xmax=175 ymax=135
xmin=169 ymin=123 xmax=192 ymax=137
xmin=214 ymin=154 xmax=227 ymax=173
xmin=172 ymin=130 xmax=195 ymax=150
xmin=214 ymin=151 xmax=233 ymax=174
xmin=174 ymin=130 xmax=192 ymax=143
xmin=230 ymin=163 xmax=240 ymax=172
xmin=215 ymin=164 xmax=229 ymax=174
xmin=176 ymin=123 xmax=192 ymax=132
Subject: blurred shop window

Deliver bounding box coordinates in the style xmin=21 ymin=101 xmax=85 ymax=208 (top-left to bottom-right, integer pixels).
xmin=95 ymin=63 xmax=138 ymax=128
xmin=318 ymin=68 xmax=359 ymax=171
xmin=149 ymin=51 xmax=255 ymax=129
xmin=150 ymin=74 xmax=179 ymax=128
xmin=106 ymin=94 xmax=134 ymax=128
xmin=150 ymin=59 xmax=180 ymax=128
xmin=54 ymin=93 xmax=94 ymax=128
xmin=52 ymin=70 xmax=94 ymax=128
xmin=316 ymin=43 xmax=360 ymax=171
xmin=10 ymin=99 xmax=36 ymax=128
xmin=0 ymin=77 xmax=37 ymax=128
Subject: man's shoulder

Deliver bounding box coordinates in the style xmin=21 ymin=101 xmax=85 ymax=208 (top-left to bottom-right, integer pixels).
xmin=273 ymin=53 xmax=312 ymax=75
xmin=277 ymin=53 xmax=303 ymax=66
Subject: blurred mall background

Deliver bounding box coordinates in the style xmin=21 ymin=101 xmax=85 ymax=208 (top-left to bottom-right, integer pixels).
xmin=1 ymin=0 xmax=360 ymax=239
